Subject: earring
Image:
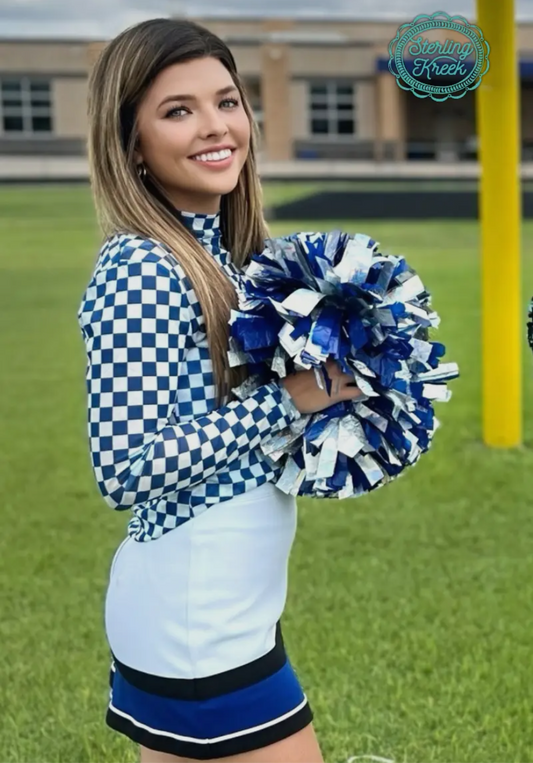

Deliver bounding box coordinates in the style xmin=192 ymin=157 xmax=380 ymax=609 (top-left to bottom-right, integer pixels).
xmin=137 ymin=162 xmax=147 ymax=181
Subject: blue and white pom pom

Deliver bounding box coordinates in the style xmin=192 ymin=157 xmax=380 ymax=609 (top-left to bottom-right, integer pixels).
xmin=228 ymin=230 xmax=459 ymax=498
xmin=526 ymin=298 xmax=533 ymax=352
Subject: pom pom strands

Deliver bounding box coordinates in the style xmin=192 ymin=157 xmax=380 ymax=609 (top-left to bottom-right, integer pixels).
xmin=527 ymin=298 xmax=533 ymax=351
xmin=229 ymin=231 xmax=459 ymax=498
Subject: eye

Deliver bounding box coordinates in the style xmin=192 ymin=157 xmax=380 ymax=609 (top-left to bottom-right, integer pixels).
xmin=164 ymin=98 xmax=240 ymax=119
xmin=165 ymin=106 xmax=189 ymax=118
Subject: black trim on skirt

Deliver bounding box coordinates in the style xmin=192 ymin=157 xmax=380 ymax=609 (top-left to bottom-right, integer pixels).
xmin=106 ymin=697 xmax=313 ymax=760
xmin=111 ymin=620 xmax=286 ymax=700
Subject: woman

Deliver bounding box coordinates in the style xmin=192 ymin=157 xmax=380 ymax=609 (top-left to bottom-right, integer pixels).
xmin=78 ymin=17 xmax=360 ymax=763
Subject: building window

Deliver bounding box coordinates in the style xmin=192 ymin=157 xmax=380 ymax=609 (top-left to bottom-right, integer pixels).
xmin=244 ymin=79 xmax=263 ymax=136
xmin=0 ymin=78 xmax=53 ymax=135
xmin=309 ymin=81 xmax=355 ymax=137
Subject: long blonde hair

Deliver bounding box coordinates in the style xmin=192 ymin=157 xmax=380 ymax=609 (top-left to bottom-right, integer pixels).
xmin=87 ymin=18 xmax=267 ymax=405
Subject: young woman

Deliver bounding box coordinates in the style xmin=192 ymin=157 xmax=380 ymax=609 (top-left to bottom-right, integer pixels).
xmin=78 ymin=17 xmax=360 ymax=763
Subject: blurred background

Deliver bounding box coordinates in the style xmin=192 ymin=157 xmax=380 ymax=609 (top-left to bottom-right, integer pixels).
xmin=2 ymin=1 xmax=533 ymax=762
xmin=4 ymin=1 xmax=533 ymax=213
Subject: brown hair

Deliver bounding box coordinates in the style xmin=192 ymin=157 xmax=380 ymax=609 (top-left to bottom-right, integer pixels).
xmin=87 ymin=18 xmax=267 ymax=404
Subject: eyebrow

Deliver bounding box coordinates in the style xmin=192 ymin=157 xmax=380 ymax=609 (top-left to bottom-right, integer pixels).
xmin=158 ymin=85 xmax=238 ymax=108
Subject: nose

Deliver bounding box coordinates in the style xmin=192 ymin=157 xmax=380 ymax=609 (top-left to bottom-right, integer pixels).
xmin=197 ymin=104 xmax=229 ymax=138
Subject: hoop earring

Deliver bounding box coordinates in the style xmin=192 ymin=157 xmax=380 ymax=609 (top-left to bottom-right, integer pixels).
xmin=137 ymin=162 xmax=147 ymax=182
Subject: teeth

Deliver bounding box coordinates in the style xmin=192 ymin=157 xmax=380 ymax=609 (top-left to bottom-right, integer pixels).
xmin=192 ymin=149 xmax=232 ymax=162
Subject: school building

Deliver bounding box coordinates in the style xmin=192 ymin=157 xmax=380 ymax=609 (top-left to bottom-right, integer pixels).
xmin=1 ymin=15 xmax=533 ymax=168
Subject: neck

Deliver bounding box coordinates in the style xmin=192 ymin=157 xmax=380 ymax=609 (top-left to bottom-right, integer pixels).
xmin=165 ymin=188 xmax=221 ymax=216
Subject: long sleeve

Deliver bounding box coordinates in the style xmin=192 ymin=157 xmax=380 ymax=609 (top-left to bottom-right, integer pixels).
xmin=78 ymin=254 xmax=297 ymax=510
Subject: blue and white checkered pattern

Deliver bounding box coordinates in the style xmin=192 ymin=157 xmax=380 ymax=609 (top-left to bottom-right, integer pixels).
xmin=77 ymin=210 xmax=298 ymax=542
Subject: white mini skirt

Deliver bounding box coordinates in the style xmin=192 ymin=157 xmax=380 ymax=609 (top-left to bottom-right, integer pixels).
xmin=103 ymin=481 xmax=313 ymax=759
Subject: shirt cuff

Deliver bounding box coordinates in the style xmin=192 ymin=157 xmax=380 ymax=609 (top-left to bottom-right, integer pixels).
xmin=261 ymin=380 xmax=302 ymax=426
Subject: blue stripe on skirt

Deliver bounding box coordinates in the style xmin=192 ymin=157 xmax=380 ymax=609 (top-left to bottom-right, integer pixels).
xmin=106 ymin=657 xmax=313 ymax=759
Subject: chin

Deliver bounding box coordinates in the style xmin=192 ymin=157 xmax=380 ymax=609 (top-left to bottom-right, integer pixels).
xmin=169 ymin=163 xmax=245 ymax=205
xmin=198 ymin=175 xmax=241 ymax=196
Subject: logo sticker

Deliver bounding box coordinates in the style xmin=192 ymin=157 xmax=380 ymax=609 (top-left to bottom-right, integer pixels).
xmin=388 ymin=11 xmax=490 ymax=100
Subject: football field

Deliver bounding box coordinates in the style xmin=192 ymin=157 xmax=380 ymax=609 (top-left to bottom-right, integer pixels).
xmin=1 ymin=185 xmax=533 ymax=762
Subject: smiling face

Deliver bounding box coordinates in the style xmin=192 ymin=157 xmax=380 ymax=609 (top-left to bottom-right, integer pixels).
xmin=134 ymin=56 xmax=251 ymax=215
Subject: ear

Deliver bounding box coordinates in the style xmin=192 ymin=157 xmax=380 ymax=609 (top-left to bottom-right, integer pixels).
xmin=133 ymin=137 xmax=143 ymax=166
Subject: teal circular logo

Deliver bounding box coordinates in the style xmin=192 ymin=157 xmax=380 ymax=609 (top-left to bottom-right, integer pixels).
xmin=388 ymin=11 xmax=490 ymax=101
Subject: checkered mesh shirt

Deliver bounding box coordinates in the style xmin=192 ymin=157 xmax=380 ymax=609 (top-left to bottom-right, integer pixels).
xmin=77 ymin=210 xmax=298 ymax=542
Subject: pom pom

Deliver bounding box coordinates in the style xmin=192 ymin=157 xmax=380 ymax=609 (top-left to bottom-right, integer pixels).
xmin=229 ymin=230 xmax=459 ymax=498
xmin=528 ymin=298 xmax=533 ymax=353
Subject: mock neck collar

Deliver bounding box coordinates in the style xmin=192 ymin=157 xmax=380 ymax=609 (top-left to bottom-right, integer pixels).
xmin=177 ymin=209 xmax=221 ymax=248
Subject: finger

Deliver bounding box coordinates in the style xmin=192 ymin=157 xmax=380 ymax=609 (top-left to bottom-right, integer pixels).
xmin=338 ymin=372 xmax=357 ymax=386
xmin=339 ymin=384 xmax=362 ymax=400
xmin=332 ymin=377 xmax=359 ymax=399
xmin=324 ymin=359 xmax=344 ymax=378
xmin=323 ymin=360 xmax=335 ymax=379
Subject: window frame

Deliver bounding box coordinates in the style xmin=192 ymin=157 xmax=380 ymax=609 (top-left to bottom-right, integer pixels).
xmin=0 ymin=76 xmax=53 ymax=136
xmin=243 ymin=78 xmax=264 ymax=136
xmin=308 ymin=80 xmax=356 ymax=140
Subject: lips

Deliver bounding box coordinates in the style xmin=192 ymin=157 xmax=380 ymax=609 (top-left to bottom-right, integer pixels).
xmin=188 ymin=146 xmax=236 ymax=159
xmin=187 ymin=148 xmax=237 ymax=171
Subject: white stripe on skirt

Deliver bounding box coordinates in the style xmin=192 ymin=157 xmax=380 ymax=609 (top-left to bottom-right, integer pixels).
xmin=107 ymin=695 xmax=309 ymax=744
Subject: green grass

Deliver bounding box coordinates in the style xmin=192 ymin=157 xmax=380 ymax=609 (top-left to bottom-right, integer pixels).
xmin=1 ymin=184 xmax=533 ymax=762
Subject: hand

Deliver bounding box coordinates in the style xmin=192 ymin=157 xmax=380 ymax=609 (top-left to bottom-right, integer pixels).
xmin=281 ymin=358 xmax=362 ymax=415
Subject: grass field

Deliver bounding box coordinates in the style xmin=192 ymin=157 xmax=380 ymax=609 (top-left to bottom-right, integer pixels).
xmin=2 ymin=184 xmax=533 ymax=763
